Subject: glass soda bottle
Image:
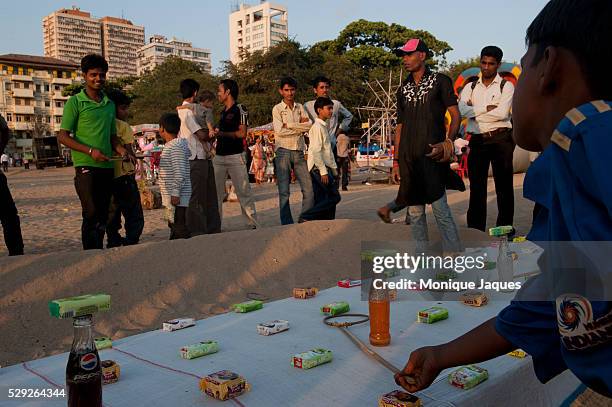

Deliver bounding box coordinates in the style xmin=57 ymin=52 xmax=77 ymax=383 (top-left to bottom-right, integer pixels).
xmin=369 ymin=285 xmax=390 ymax=346
xmin=66 ymin=314 xmax=102 ymax=407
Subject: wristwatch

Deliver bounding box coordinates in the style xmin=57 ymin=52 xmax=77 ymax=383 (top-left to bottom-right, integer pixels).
xmin=88 ymin=148 xmax=93 ymax=156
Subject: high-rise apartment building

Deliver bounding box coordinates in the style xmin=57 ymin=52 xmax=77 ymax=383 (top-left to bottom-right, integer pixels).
xmin=136 ymin=35 xmax=212 ymax=75
xmin=43 ymin=7 xmax=145 ymax=79
xmin=229 ymin=2 xmax=288 ymax=64
xmin=0 ymin=54 xmax=79 ymax=155
xmin=42 ymin=7 xmax=102 ymax=66
xmin=101 ymin=17 xmax=145 ymax=79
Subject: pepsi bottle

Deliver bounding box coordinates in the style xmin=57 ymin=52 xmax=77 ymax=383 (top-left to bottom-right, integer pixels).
xmin=66 ymin=314 xmax=102 ymax=407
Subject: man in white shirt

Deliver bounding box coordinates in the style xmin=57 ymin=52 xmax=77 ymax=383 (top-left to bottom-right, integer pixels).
xmin=177 ymin=79 xmax=220 ymax=235
xmin=459 ymin=46 xmax=515 ymax=233
xmin=335 ymin=133 xmax=351 ymax=191
xmin=304 ymin=76 xmax=354 ymax=149
xmin=1 ymin=152 xmax=8 ymax=172
xmin=301 ymin=97 xmax=340 ymax=221
xmin=272 ymin=77 xmax=314 ymax=224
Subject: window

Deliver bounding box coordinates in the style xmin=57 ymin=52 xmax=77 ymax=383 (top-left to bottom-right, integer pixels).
xmin=6 ymin=113 xmax=12 ymax=121
xmin=23 ymin=82 xmax=29 ymax=89
xmin=16 ymin=115 xmax=22 ymax=122
xmin=253 ymin=33 xmax=264 ymax=40
xmin=55 ymin=116 xmax=62 ymax=124
xmin=55 ymin=101 xmax=63 ymax=108
xmin=36 ymin=84 xmax=41 ymax=92
xmin=44 ymin=84 xmax=49 ymax=92
xmin=4 ymin=82 xmax=10 ymax=90
xmin=54 ymin=85 xmax=61 ymax=91
xmin=254 ymin=24 xmax=263 ymax=31
xmin=45 ymin=101 xmax=50 ymax=107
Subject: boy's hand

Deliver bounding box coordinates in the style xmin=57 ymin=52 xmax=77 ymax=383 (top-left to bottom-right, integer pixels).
xmin=394 ymin=346 xmax=442 ymax=393
xmin=171 ymin=196 xmax=180 ymax=206
xmin=300 ymin=116 xmax=309 ymax=123
xmin=486 ymin=104 xmax=497 ymax=112
xmin=90 ymin=149 xmax=109 ymax=162
xmin=321 ymin=174 xmax=329 ymax=185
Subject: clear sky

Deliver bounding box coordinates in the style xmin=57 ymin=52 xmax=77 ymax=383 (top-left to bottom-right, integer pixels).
xmin=0 ymin=0 xmax=548 ymax=73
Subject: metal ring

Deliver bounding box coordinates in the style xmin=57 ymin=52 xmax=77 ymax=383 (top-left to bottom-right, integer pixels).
xmin=246 ymin=292 xmax=270 ymax=302
xmin=323 ymin=313 xmax=369 ymax=327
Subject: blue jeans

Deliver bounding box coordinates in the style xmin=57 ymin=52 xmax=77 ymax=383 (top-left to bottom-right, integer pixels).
xmin=274 ymin=148 xmax=314 ymax=224
xmin=409 ymin=192 xmax=462 ymax=254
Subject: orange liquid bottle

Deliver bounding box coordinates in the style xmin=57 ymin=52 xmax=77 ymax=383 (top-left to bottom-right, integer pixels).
xmin=369 ymin=289 xmax=390 ymax=346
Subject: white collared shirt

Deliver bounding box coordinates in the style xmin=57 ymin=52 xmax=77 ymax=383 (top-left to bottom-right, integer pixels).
xmin=304 ymin=99 xmax=353 ymax=147
xmin=177 ymin=101 xmax=207 ymax=160
xmin=307 ymin=118 xmax=337 ymax=175
xmin=272 ymin=100 xmax=312 ymax=151
xmin=458 ymin=74 xmax=514 ymax=134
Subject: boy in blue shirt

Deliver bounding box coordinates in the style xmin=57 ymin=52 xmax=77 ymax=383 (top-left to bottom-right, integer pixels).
xmin=396 ymin=0 xmax=612 ymax=399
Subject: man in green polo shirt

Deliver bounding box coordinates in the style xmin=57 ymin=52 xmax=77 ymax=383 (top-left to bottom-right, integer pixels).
xmin=58 ymin=54 xmax=129 ymax=250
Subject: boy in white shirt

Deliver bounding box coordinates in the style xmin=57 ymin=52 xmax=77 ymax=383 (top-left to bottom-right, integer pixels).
xmin=300 ymin=97 xmax=340 ymax=221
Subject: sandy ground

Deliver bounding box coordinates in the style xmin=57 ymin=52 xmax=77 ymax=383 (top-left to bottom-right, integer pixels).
xmin=0 ymin=166 xmax=533 ymax=255
xmin=0 ymin=166 xmax=534 ymax=367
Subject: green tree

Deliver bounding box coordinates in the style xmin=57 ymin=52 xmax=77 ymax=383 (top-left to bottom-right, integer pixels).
xmin=61 ymin=78 xmax=131 ymax=98
xmin=319 ymin=20 xmax=452 ymax=71
xmin=441 ymin=56 xmax=481 ymax=82
xmin=130 ymin=57 xmax=218 ymax=124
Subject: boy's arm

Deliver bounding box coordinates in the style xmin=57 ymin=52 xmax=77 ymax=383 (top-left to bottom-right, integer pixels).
xmin=272 ymin=105 xmax=300 ymax=138
xmin=337 ymin=103 xmax=353 ymax=134
xmin=395 ymin=317 xmax=514 ymax=392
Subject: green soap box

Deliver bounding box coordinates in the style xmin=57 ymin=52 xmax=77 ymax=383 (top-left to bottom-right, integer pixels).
xmin=233 ymin=300 xmax=263 ymax=313
xmin=49 ymin=293 xmax=111 ymax=319
xmin=417 ymin=306 xmax=448 ymax=324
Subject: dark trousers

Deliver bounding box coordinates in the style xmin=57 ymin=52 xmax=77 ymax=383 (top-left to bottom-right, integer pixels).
xmin=106 ymin=174 xmax=145 ymax=248
xmin=169 ymin=206 xmax=189 ymax=240
xmin=336 ymin=156 xmax=350 ymax=189
xmin=187 ymin=159 xmax=221 ymax=235
xmin=74 ymin=167 xmax=114 ymax=250
xmin=0 ymin=171 xmax=24 ymax=255
xmin=467 ymin=130 xmax=515 ymax=231
xmin=2 ymin=162 xmax=7 ymax=172
xmin=300 ymin=169 xmax=341 ymax=221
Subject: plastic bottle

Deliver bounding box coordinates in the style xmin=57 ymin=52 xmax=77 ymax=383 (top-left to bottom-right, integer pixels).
xmin=369 ymin=286 xmax=390 ymax=346
xmin=496 ymin=234 xmax=514 ymax=284
xmin=66 ymin=314 xmax=102 ymax=407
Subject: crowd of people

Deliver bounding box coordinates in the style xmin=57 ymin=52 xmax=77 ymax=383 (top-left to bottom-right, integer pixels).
xmin=0 ymin=0 xmax=610 ymax=400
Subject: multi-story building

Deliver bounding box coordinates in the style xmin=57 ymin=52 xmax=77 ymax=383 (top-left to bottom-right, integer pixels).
xmin=229 ymin=2 xmax=288 ymax=64
xmin=136 ymin=35 xmax=212 ymax=75
xmin=42 ymin=7 xmax=102 ymax=67
xmin=101 ymin=17 xmax=145 ymax=79
xmin=0 ymin=54 xmax=79 ymax=155
xmin=43 ymin=7 xmax=145 ymax=79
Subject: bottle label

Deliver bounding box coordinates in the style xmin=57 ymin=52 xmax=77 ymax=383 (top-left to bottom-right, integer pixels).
xmin=79 ymin=353 xmax=98 ymax=371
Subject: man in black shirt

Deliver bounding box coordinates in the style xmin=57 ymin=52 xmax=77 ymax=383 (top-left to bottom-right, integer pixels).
xmin=213 ymin=79 xmax=258 ymax=228
xmin=0 ymin=114 xmax=24 ymax=255
xmin=392 ymin=39 xmax=464 ymax=254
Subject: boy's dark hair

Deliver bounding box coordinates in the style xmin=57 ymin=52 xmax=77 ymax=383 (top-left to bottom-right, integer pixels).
xmin=180 ymin=79 xmax=200 ymax=100
xmin=312 ymin=75 xmax=331 ymax=88
xmin=314 ymin=96 xmax=333 ymax=115
xmin=526 ymin=0 xmax=612 ymax=99
xmin=279 ymin=76 xmax=297 ymax=89
xmin=159 ymin=113 xmax=181 ymax=135
xmin=81 ymin=54 xmax=108 ymax=74
xmin=198 ymin=90 xmax=216 ymax=103
xmin=107 ymin=89 xmax=131 ymax=109
xmin=480 ymin=46 xmax=503 ymax=63
xmin=219 ymin=79 xmax=239 ymax=100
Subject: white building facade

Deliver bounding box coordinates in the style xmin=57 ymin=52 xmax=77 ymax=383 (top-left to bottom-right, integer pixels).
xmin=137 ymin=35 xmax=212 ymax=75
xmin=229 ymin=2 xmax=288 ymax=64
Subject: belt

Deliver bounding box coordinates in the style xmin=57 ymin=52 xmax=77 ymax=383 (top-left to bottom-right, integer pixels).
xmin=471 ymin=127 xmax=511 ymax=138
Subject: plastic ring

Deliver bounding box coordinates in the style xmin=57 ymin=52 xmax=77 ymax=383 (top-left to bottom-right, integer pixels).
xmin=323 ymin=313 xmax=369 ymax=327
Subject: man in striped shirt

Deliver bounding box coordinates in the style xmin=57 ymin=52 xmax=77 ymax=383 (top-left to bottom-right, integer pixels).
xmin=159 ymin=113 xmax=191 ymax=240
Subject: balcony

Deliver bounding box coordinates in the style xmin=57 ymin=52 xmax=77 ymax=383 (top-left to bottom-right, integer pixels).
xmin=51 ymin=91 xmax=69 ymax=100
xmin=11 ymin=74 xmax=33 ymax=82
xmin=13 ymin=105 xmax=35 ymax=114
xmin=12 ymin=122 xmax=32 ymax=131
xmin=52 ymin=77 xmax=73 ymax=85
xmin=53 ymin=107 xmax=64 ymax=116
xmin=12 ymin=88 xmax=34 ymax=98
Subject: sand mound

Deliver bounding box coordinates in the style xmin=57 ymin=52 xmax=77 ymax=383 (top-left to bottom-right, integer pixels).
xmin=0 ymin=219 xmax=488 ymax=367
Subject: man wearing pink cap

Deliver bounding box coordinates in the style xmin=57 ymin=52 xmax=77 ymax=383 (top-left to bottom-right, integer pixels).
xmin=391 ymin=39 xmax=464 ymax=254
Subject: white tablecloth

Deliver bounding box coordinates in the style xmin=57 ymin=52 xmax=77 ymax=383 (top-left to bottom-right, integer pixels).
xmin=0 ymin=282 xmax=579 ymax=407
